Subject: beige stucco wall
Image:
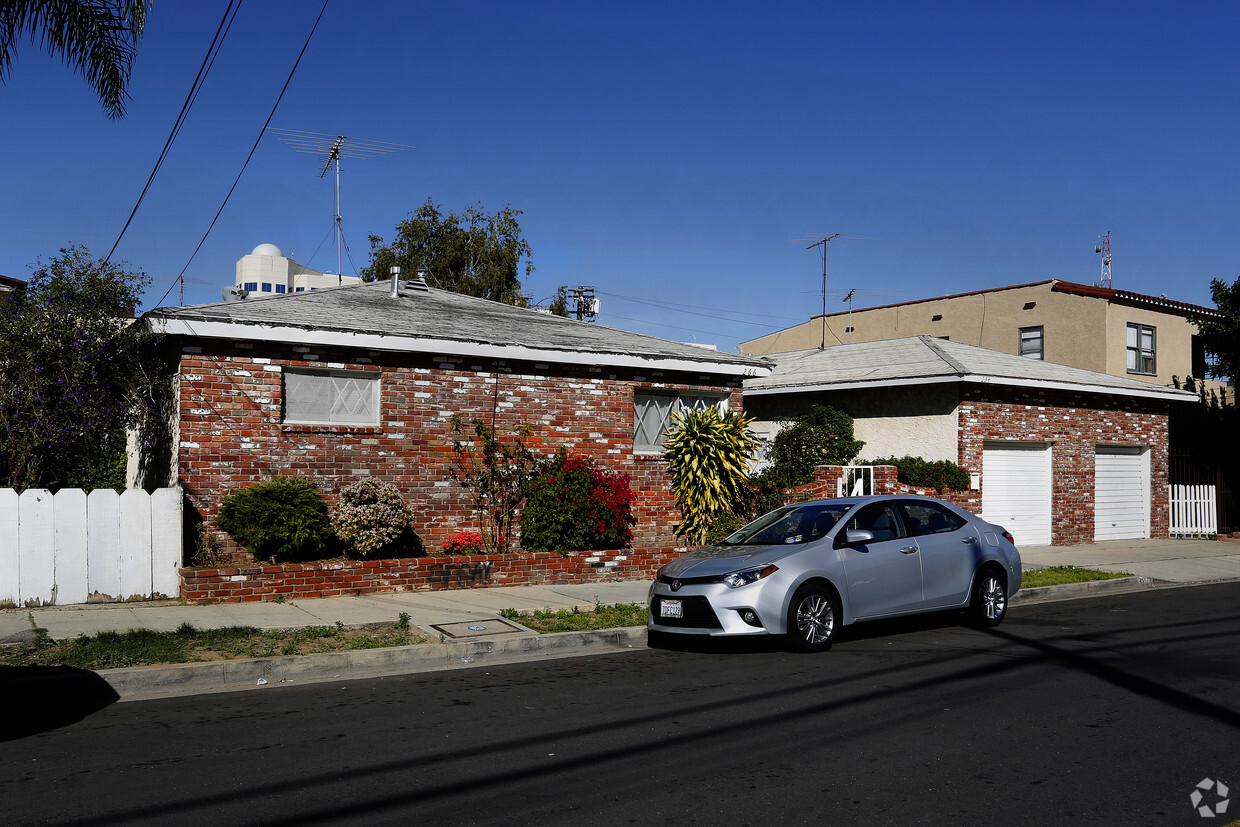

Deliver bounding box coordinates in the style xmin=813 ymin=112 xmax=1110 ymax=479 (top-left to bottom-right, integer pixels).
xmin=744 ymin=385 xmax=960 ymax=464
xmin=739 ymin=281 xmax=1204 ymax=387
xmin=1105 ymin=303 xmax=1201 ymax=386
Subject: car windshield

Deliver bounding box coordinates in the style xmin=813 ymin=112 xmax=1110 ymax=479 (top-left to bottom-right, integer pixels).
xmin=722 ymin=504 xmax=850 ymax=546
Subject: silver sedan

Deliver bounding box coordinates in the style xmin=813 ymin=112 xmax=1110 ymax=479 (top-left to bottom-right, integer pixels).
xmin=648 ymin=495 xmax=1022 ymax=652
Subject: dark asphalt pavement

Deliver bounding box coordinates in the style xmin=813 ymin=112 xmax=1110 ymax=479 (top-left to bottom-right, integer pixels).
xmin=3 ymin=582 xmax=1238 ymax=825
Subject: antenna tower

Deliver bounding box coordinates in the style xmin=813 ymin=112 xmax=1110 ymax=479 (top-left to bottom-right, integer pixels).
xmin=805 ymin=234 xmax=841 ymax=349
xmin=270 ymin=128 xmax=413 ymax=283
xmin=1095 ymin=231 xmax=1112 ymax=289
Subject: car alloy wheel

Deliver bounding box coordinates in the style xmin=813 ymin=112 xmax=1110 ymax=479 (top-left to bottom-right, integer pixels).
xmin=789 ymin=585 xmax=839 ymax=652
xmin=970 ymin=569 xmax=1007 ymax=628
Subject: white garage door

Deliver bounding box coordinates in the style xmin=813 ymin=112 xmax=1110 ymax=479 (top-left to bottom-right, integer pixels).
xmin=982 ymin=442 xmax=1052 ymax=546
xmin=1094 ymin=446 xmax=1149 ymax=541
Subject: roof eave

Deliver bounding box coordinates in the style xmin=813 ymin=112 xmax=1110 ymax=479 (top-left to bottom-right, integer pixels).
xmin=744 ymin=373 xmax=1196 ymax=402
xmin=148 ymin=317 xmax=771 ymax=379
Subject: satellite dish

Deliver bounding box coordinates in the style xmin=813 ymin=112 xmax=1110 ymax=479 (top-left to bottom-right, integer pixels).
xmin=222 ymin=285 xmax=249 ymax=302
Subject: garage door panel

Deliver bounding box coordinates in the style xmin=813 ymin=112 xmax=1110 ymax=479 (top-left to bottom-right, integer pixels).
xmin=1095 ymin=447 xmax=1148 ymax=541
xmin=982 ymin=443 xmax=1051 ymax=546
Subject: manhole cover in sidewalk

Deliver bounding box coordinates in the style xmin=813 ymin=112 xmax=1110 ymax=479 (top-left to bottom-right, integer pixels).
xmin=431 ymin=618 xmax=527 ymax=639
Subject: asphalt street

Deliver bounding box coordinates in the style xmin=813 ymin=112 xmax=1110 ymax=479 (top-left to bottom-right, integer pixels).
xmin=3 ymin=583 xmax=1239 ymax=826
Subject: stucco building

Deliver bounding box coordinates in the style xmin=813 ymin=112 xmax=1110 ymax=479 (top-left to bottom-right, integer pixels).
xmin=740 ymin=280 xmax=1222 ymax=393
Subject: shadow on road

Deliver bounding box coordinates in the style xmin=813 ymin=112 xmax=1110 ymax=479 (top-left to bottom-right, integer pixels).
xmin=0 ymin=666 xmax=119 ymax=741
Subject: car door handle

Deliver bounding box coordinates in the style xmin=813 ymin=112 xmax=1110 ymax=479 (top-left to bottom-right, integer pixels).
xmin=961 ymin=536 xmax=977 ymax=544
xmin=899 ymin=545 xmax=918 ymax=554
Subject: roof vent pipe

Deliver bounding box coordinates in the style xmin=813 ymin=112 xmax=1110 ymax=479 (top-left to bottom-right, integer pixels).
xmin=389 ymin=264 xmax=401 ymax=298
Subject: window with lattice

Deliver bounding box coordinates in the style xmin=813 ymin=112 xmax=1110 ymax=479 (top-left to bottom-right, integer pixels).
xmin=283 ymin=369 xmax=380 ymax=426
xmin=632 ymin=390 xmax=727 ymax=452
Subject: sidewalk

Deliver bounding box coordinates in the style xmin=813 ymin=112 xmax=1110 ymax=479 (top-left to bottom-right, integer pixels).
xmin=3 ymin=537 xmax=1237 ymax=701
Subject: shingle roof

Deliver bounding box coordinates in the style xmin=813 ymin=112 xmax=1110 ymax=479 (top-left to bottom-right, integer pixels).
xmin=144 ymin=280 xmax=769 ymax=377
xmin=744 ymin=335 xmax=1197 ymax=401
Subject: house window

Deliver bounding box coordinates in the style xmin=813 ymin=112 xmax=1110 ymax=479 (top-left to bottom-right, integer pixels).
xmin=1127 ymin=323 xmax=1156 ymax=375
xmin=275 ymin=284 xmax=286 ymax=294
xmin=633 ymin=390 xmax=727 ymax=452
xmin=284 ymin=369 xmax=380 ymax=426
xmin=261 ymin=283 xmax=273 ymax=293
xmin=243 ymin=282 xmax=258 ymax=291
xmin=1019 ymin=326 xmax=1044 ymax=359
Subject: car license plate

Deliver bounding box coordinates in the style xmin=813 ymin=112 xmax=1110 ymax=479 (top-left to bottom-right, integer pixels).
xmin=659 ymin=599 xmax=683 ymax=619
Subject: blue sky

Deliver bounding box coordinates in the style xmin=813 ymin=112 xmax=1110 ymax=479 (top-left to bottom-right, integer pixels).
xmin=2 ymin=1 xmax=1237 ymax=351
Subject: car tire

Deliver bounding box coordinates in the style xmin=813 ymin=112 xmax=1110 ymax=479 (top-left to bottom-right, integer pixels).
xmin=969 ymin=568 xmax=1008 ymax=628
xmin=787 ymin=584 xmax=840 ymax=653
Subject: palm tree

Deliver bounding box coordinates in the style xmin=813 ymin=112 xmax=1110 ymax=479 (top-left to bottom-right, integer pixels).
xmin=0 ymin=1 xmax=150 ymax=119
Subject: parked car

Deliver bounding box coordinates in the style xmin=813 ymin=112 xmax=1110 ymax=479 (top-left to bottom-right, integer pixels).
xmin=648 ymin=495 xmax=1022 ymax=652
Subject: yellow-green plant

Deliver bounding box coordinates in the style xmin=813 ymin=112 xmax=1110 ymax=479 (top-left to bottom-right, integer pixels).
xmin=662 ymin=407 xmax=757 ymax=546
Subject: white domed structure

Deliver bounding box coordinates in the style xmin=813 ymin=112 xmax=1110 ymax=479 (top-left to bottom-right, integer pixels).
xmin=251 ymin=242 xmax=283 ymax=258
xmin=234 ymin=243 xmax=361 ymax=298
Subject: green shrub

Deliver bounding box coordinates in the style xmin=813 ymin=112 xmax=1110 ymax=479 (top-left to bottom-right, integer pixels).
xmin=663 ymin=407 xmax=758 ymax=545
xmin=215 ymin=476 xmax=334 ymax=563
xmin=766 ymin=405 xmax=865 ymax=488
xmin=520 ymin=450 xmax=636 ymax=554
xmin=331 ymin=479 xmax=421 ymax=558
xmin=705 ymin=512 xmax=745 ymax=545
xmin=867 ymin=455 xmax=971 ymax=492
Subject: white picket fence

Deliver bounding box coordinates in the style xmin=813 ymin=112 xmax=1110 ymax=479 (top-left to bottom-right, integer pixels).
xmin=0 ymin=488 xmax=182 ymax=607
xmin=1169 ymin=483 xmax=1218 ymax=537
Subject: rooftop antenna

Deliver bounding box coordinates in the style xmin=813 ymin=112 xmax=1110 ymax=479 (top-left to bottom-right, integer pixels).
xmin=842 ymin=288 xmax=856 ymax=343
xmin=1095 ymin=231 xmax=1112 ymax=289
xmin=270 ymin=128 xmax=413 ymax=283
xmin=805 ymin=234 xmax=840 ymax=349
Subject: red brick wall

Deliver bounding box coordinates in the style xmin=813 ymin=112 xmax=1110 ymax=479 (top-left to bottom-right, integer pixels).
xmin=180 ymin=547 xmax=679 ymax=604
xmin=174 ymin=340 xmax=743 ymax=554
xmin=958 ymin=387 xmax=1170 ymax=545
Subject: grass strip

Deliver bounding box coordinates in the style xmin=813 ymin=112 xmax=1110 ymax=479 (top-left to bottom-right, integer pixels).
xmin=1022 ymin=565 xmax=1131 ymax=588
xmin=501 ymin=602 xmax=647 ymax=633
xmin=0 ymin=618 xmax=430 ymax=671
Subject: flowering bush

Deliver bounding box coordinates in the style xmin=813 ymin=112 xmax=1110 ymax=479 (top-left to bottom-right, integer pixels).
xmin=519 ymin=450 xmax=636 ymax=554
xmin=330 ymin=480 xmax=418 ymax=558
xmin=442 ymin=531 xmax=486 ymax=555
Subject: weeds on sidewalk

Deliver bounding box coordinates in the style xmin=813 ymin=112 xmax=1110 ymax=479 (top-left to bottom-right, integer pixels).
xmin=0 ymin=618 xmax=431 ymax=671
xmin=500 ymin=602 xmax=647 ymax=633
xmin=1022 ymin=565 xmax=1131 ymax=588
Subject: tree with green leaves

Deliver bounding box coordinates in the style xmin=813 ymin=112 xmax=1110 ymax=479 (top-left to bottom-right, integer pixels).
xmin=662 ymin=407 xmax=758 ymax=546
xmin=1195 ymin=276 xmax=1240 ymax=386
xmin=765 ymin=404 xmax=865 ymax=488
xmin=0 ymin=244 xmax=159 ymax=490
xmin=1 ymin=1 xmax=150 ymax=119
xmin=364 ymin=199 xmax=534 ymax=305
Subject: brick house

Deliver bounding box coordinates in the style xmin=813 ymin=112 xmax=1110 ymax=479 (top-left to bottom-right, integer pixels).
xmin=743 ymin=335 xmax=1198 ymax=546
xmin=138 ymin=277 xmax=769 ymax=555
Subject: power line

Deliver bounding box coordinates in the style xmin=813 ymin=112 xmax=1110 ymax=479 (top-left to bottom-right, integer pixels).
xmin=106 ymin=0 xmax=243 ymax=266
xmin=152 ymin=0 xmax=332 ymax=308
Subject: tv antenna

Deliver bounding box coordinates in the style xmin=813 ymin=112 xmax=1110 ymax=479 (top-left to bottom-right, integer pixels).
xmin=270 ymin=128 xmax=413 ymax=283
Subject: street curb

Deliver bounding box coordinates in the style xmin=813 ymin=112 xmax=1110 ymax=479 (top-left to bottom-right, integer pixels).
xmin=39 ymin=575 xmax=1240 ymax=703
xmin=1010 ymin=575 xmax=1163 ymax=605
xmin=102 ymin=626 xmax=648 ymax=702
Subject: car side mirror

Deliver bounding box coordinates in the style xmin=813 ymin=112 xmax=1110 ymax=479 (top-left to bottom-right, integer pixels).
xmin=838 ymin=529 xmax=875 ymax=548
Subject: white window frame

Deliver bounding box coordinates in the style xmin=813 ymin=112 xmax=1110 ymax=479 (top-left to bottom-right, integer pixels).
xmin=1126 ymin=323 xmax=1156 ymax=375
xmin=633 ymin=390 xmax=727 ymax=452
xmin=283 ymin=369 xmax=381 ymax=426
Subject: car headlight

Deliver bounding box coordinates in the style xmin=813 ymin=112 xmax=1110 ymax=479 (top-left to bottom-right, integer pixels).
xmin=721 ymin=564 xmax=779 ymax=589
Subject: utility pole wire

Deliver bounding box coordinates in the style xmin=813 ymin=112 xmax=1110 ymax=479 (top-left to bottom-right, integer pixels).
xmin=153 ymin=0 xmax=331 ymax=308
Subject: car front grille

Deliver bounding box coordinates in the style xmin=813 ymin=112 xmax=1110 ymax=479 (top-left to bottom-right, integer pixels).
xmin=650 ymin=595 xmax=723 ymax=629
